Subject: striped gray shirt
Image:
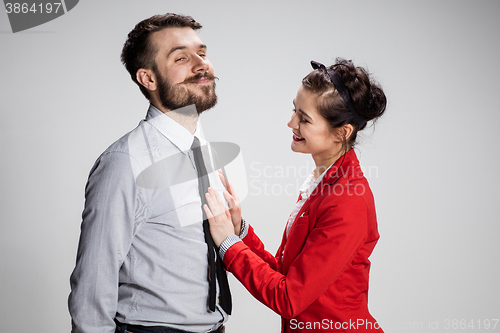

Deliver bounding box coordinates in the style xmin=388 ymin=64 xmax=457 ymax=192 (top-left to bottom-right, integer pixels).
xmin=69 ymin=105 xmax=230 ymax=333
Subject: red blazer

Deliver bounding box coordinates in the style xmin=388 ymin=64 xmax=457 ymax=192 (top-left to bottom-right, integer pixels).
xmin=223 ymin=150 xmax=383 ymax=332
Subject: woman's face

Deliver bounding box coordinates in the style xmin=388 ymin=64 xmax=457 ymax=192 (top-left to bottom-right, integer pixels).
xmin=287 ymin=85 xmax=340 ymax=164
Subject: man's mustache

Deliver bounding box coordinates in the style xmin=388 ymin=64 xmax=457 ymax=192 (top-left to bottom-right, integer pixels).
xmin=180 ymin=72 xmax=218 ymax=84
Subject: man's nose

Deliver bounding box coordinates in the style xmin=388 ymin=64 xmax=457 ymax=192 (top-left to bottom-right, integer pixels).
xmin=193 ymin=55 xmax=210 ymax=73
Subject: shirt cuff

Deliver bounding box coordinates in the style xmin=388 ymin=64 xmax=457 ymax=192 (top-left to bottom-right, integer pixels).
xmin=219 ymin=234 xmax=242 ymax=260
xmin=239 ymin=218 xmax=249 ymax=239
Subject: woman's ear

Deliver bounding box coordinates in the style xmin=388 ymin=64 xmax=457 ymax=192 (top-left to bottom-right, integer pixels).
xmin=342 ymin=124 xmax=354 ymax=142
xmin=334 ymin=124 xmax=354 ymax=143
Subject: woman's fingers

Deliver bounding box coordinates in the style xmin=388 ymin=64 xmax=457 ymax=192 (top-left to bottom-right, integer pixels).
xmin=218 ymin=169 xmax=227 ymax=188
xmin=205 ymin=192 xmax=221 ymax=218
xmin=204 ymin=187 xmax=236 ymax=247
xmin=225 ymin=206 xmax=232 ymax=219
xmin=205 ymin=187 xmax=227 ymax=219
xmin=217 ymin=171 xmax=240 ymax=205
xmin=218 ymin=170 xmax=239 ymax=200
xmin=223 ymin=190 xmax=234 ymax=209
xmin=203 ymin=204 xmax=214 ymax=220
xmin=228 ymin=182 xmax=240 ymax=204
xmin=223 ymin=190 xmax=240 ymax=217
xmin=205 ymin=187 xmax=240 ymax=228
xmin=211 ymin=187 xmax=223 ymax=205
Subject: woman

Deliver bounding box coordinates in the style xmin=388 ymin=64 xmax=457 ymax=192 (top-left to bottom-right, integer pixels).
xmin=204 ymin=58 xmax=387 ymax=332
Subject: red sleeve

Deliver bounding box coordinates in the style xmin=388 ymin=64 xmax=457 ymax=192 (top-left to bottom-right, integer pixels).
xmin=241 ymin=225 xmax=280 ymax=270
xmin=223 ymin=196 xmax=369 ymax=319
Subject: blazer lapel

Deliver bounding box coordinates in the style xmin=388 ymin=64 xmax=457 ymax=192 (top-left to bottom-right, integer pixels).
xmin=292 ymin=151 xmax=353 ymax=221
xmin=277 ymin=150 xmax=359 ymax=273
xmin=281 ymin=150 xmax=357 ymax=255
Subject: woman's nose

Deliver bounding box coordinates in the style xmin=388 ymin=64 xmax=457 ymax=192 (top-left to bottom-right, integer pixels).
xmin=287 ymin=112 xmax=298 ymax=129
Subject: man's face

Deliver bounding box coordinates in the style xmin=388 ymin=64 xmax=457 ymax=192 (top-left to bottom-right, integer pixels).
xmin=150 ymin=27 xmax=217 ymax=113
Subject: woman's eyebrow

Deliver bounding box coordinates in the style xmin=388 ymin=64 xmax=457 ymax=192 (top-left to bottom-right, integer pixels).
xmin=292 ymin=100 xmax=312 ymax=120
xmin=298 ymin=109 xmax=312 ymax=120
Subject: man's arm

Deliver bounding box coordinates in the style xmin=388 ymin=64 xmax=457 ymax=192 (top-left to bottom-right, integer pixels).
xmin=68 ymin=151 xmax=139 ymax=333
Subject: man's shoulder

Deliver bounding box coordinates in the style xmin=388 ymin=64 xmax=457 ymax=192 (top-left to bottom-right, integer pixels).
xmin=92 ymin=119 xmax=162 ymax=179
xmin=100 ymin=120 xmax=146 ymax=157
xmin=85 ymin=122 xmax=145 ymax=176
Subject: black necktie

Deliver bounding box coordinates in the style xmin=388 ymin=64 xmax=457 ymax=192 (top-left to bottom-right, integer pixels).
xmin=191 ymin=136 xmax=232 ymax=315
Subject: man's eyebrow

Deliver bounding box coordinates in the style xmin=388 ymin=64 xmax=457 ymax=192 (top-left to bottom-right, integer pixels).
xmin=167 ymin=46 xmax=186 ymax=58
xmin=167 ymin=44 xmax=207 ymax=58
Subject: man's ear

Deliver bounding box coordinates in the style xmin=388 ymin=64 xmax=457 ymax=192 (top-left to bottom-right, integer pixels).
xmin=136 ymin=68 xmax=157 ymax=92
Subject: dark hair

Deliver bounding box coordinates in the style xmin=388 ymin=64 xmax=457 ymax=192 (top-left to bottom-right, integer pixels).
xmin=120 ymin=13 xmax=202 ymax=99
xmin=302 ymin=58 xmax=387 ymax=149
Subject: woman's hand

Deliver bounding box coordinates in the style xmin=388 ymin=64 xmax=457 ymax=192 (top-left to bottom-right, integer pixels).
xmin=218 ymin=170 xmax=242 ymax=235
xmin=203 ymin=187 xmax=236 ymax=248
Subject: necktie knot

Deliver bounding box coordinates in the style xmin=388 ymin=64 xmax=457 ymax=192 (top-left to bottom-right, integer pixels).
xmin=191 ymin=136 xmax=201 ymax=150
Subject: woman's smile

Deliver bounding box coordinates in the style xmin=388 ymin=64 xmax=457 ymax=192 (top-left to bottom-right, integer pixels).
xmin=292 ymin=132 xmax=305 ymax=141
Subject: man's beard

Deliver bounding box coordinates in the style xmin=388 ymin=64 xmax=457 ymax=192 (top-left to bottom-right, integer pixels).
xmin=155 ymin=68 xmax=217 ymax=114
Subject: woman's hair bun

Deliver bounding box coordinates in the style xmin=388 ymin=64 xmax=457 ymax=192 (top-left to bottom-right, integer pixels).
xmin=366 ymin=85 xmax=387 ymax=122
xmin=330 ymin=58 xmax=386 ymax=127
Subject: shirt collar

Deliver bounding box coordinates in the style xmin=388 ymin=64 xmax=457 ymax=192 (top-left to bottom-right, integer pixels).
xmin=145 ymin=104 xmax=206 ymax=153
xmin=299 ymin=163 xmax=334 ymax=199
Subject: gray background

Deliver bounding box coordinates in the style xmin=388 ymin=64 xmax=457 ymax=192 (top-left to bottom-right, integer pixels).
xmin=1 ymin=1 xmax=499 ymax=332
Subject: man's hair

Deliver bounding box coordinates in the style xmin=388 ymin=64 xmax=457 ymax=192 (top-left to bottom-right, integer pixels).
xmin=120 ymin=13 xmax=202 ymax=99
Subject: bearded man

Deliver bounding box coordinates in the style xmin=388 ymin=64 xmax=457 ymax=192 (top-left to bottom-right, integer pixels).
xmin=68 ymin=13 xmax=240 ymax=333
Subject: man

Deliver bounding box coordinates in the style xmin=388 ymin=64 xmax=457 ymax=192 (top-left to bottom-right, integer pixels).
xmin=68 ymin=13 xmax=242 ymax=333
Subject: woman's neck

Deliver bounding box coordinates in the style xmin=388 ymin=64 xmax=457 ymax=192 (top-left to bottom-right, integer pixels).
xmin=312 ymin=147 xmax=348 ymax=179
xmin=312 ymin=159 xmax=335 ymax=180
